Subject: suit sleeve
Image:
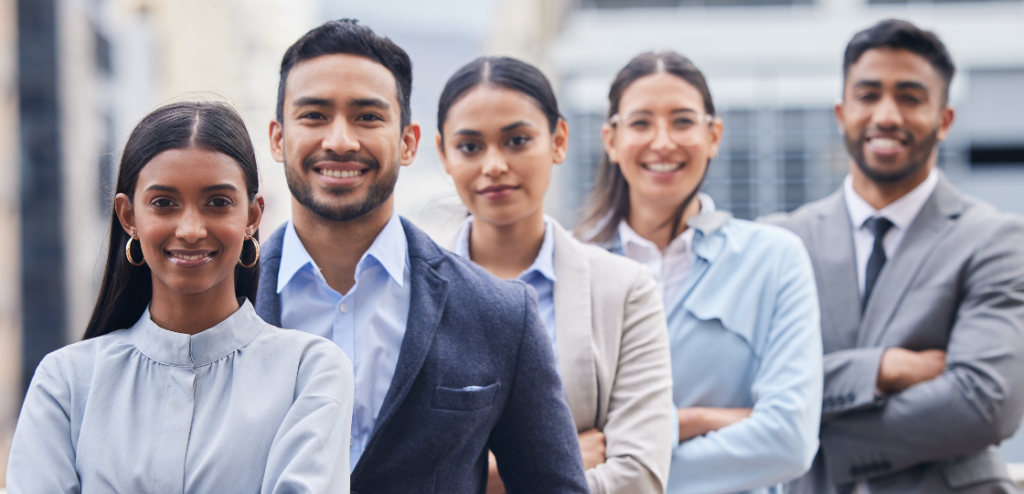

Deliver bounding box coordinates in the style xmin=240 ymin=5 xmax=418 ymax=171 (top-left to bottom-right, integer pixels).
xmin=818 ymin=347 xmax=886 ymax=422
xmin=668 ymin=238 xmax=824 ymax=494
xmin=820 ymin=218 xmax=1024 ymax=485
xmin=488 ymin=286 xmax=589 ymax=494
xmin=7 ymin=354 xmax=82 ymax=494
xmin=262 ymin=342 xmax=354 ymax=494
xmin=587 ymin=267 xmax=675 ymax=494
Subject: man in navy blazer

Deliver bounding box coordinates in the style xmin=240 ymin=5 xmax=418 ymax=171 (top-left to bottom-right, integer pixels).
xmin=256 ymin=19 xmax=588 ymax=493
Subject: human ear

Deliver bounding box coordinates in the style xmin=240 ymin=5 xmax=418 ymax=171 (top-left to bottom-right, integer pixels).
xmin=601 ymin=123 xmax=618 ymax=164
xmin=436 ymin=133 xmax=453 ymax=175
xmin=269 ymin=120 xmax=285 ymax=162
xmin=936 ymin=105 xmax=955 ymax=142
xmin=114 ymin=193 xmax=137 ymax=236
xmin=833 ymin=99 xmax=846 ymax=136
xmin=551 ymin=119 xmax=569 ymax=165
xmin=400 ymin=122 xmax=422 ymax=167
xmin=708 ymin=118 xmax=724 ymax=159
xmin=247 ymin=195 xmax=264 ymax=238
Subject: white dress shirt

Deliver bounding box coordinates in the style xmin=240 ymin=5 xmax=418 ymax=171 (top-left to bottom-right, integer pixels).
xmin=453 ymin=216 xmax=558 ymax=354
xmin=617 ymin=193 xmax=714 ymax=308
xmin=844 ymin=169 xmax=938 ymax=494
xmin=844 ymin=169 xmax=939 ymax=296
xmin=278 ymin=211 xmax=411 ymax=472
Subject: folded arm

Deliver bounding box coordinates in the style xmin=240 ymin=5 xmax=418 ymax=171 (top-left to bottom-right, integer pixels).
xmin=587 ymin=268 xmax=675 ymax=494
xmin=668 ymin=242 xmax=823 ymax=493
xmin=821 ymin=221 xmax=1024 ymax=485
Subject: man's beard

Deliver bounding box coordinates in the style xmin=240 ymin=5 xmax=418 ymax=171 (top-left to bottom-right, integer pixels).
xmin=845 ymin=126 xmax=939 ymax=184
xmin=285 ymin=150 xmax=399 ymax=222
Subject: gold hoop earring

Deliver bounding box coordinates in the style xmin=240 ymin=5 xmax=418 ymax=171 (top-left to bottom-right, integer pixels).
xmin=238 ymin=236 xmax=260 ymax=269
xmin=125 ymin=235 xmax=145 ymax=266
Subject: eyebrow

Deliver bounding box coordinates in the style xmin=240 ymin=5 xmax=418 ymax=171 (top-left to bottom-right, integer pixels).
xmin=202 ymin=184 xmax=239 ymax=193
xmin=144 ymin=184 xmax=239 ymax=193
xmin=350 ymin=97 xmax=391 ymax=111
xmin=501 ymin=121 xmax=533 ymax=132
xmin=624 ymin=108 xmax=698 ymax=118
xmin=292 ymin=96 xmax=333 ymax=108
xmin=895 ymin=81 xmax=929 ymax=92
xmin=853 ymin=80 xmax=882 ymax=89
xmin=453 ymin=129 xmax=483 ymax=137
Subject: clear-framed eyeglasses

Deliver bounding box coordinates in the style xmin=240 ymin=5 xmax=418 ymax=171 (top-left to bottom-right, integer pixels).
xmin=608 ymin=112 xmax=715 ymax=146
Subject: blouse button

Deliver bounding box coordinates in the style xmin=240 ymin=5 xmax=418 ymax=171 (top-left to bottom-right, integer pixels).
xmin=339 ymin=303 xmax=349 ymax=314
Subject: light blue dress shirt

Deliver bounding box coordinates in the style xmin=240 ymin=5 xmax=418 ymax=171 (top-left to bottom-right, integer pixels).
xmin=278 ymin=211 xmax=411 ymax=472
xmin=453 ymin=216 xmax=558 ymax=353
xmin=612 ymin=214 xmax=823 ymax=494
xmin=7 ymin=301 xmax=354 ymax=493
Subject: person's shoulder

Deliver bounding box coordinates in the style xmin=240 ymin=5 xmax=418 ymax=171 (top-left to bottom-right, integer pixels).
xmin=759 ymin=192 xmax=837 ymax=230
xmin=572 ymin=235 xmax=651 ymax=288
xmin=722 ymin=216 xmax=808 ymax=253
xmin=33 ymin=329 xmax=134 ymax=384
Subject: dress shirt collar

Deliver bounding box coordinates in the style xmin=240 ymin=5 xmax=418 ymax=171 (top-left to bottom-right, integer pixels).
xmin=129 ymin=299 xmax=265 ymax=367
xmin=453 ymin=215 xmax=557 ymax=283
xmin=617 ymin=192 xmax=716 ymax=258
xmin=844 ymin=168 xmax=939 ymax=231
xmin=278 ymin=210 xmax=408 ymax=294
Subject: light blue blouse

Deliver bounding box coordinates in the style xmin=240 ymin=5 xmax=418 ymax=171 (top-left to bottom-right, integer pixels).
xmin=453 ymin=216 xmax=558 ymax=350
xmin=6 ymin=300 xmax=354 ymax=494
xmin=611 ymin=212 xmax=823 ymax=494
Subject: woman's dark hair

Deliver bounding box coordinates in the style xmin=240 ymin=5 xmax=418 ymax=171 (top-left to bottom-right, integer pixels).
xmin=844 ymin=19 xmax=955 ymax=104
xmin=577 ymin=51 xmax=715 ymax=245
xmin=278 ymin=19 xmax=413 ymax=129
xmin=437 ymin=56 xmax=562 ymax=143
xmin=83 ymin=101 xmax=261 ymax=340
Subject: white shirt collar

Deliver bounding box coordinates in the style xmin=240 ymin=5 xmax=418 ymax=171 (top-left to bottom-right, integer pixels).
xmin=844 ymin=168 xmax=939 ymax=232
xmin=453 ymin=215 xmax=557 ymax=283
xmin=278 ymin=211 xmax=408 ymax=294
xmin=617 ymin=192 xmax=715 ymax=256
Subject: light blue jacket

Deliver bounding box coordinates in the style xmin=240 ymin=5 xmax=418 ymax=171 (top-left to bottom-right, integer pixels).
xmin=608 ymin=211 xmax=823 ymax=494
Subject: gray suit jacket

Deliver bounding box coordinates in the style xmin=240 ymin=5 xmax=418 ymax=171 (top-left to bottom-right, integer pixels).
xmin=764 ymin=174 xmax=1024 ymax=494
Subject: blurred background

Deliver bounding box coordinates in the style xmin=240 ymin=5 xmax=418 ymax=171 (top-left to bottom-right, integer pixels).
xmin=1 ymin=0 xmax=1023 ymax=487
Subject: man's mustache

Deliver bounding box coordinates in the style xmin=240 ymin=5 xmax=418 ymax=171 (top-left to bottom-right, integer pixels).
xmin=303 ymin=151 xmax=379 ymax=171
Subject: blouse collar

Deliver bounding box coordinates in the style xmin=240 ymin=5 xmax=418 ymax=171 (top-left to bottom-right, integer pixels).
xmin=128 ymin=299 xmax=267 ymax=367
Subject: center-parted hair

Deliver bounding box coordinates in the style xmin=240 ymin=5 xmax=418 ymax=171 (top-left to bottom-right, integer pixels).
xmin=577 ymin=51 xmax=715 ymax=245
xmin=843 ymin=19 xmax=956 ymax=104
xmin=277 ymin=19 xmax=413 ymax=128
xmin=84 ymin=101 xmax=261 ymax=340
xmin=437 ymin=56 xmax=562 ymax=144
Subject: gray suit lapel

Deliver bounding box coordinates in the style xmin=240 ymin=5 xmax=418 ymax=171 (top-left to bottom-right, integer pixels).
xmin=810 ymin=191 xmax=862 ymax=350
xmin=859 ymin=176 xmax=966 ymax=347
xmin=552 ymin=222 xmax=598 ymax=430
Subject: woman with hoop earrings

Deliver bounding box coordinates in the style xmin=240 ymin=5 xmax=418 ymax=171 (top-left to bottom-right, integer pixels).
xmin=7 ymin=101 xmax=354 ymax=493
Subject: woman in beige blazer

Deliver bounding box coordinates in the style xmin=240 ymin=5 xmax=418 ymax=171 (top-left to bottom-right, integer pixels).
xmin=435 ymin=56 xmax=675 ymax=494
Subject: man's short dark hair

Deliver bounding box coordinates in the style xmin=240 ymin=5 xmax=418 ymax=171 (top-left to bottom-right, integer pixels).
xmin=843 ymin=19 xmax=956 ymax=104
xmin=276 ymin=19 xmax=412 ymax=128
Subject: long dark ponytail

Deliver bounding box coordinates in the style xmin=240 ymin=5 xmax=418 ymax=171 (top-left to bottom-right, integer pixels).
xmin=577 ymin=51 xmax=716 ymax=245
xmin=83 ymin=101 xmax=261 ymax=340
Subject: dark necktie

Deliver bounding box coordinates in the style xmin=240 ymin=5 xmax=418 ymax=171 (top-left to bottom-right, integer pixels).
xmin=863 ymin=216 xmax=894 ymax=312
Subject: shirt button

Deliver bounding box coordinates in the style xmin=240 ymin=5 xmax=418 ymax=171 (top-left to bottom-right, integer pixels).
xmin=350 ymin=437 xmax=355 ymax=445
xmin=339 ymin=303 xmax=349 ymax=314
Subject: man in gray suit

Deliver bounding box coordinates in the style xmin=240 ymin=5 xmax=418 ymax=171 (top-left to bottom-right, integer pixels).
xmin=766 ymin=19 xmax=1024 ymax=494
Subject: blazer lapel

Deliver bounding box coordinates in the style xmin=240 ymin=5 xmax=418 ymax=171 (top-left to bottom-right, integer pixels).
xmin=860 ymin=176 xmax=965 ymax=347
xmin=809 ymin=191 xmax=862 ymax=350
xmin=552 ymin=222 xmax=598 ymax=430
xmin=355 ymin=219 xmax=449 ymax=477
xmin=255 ymin=224 xmax=287 ymax=327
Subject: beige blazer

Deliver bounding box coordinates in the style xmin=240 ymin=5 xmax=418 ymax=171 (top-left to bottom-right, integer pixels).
xmin=446 ymin=219 xmax=675 ymax=493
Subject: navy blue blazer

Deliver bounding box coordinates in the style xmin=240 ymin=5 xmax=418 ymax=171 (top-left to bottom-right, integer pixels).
xmin=256 ymin=218 xmax=588 ymax=493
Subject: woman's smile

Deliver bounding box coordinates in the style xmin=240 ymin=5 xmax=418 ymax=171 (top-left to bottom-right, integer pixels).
xmin=166 ymin=249 xmax=217 ymax=268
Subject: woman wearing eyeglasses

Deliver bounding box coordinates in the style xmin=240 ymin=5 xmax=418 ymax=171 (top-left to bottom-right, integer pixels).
xmin=578 ymin=52 xmax=824 ymax=494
